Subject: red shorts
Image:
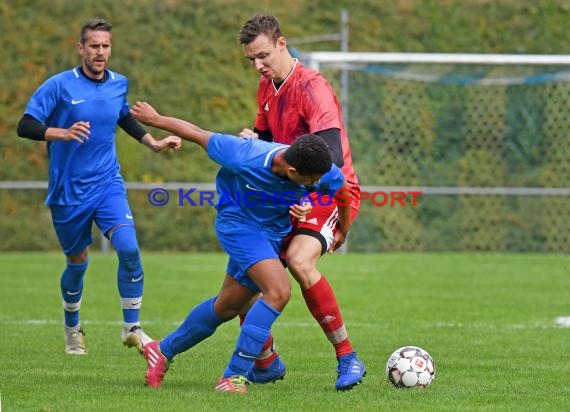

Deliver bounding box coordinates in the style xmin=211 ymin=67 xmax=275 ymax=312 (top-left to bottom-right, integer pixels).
xmin=280 ymin=188 xmax=360 ymax=259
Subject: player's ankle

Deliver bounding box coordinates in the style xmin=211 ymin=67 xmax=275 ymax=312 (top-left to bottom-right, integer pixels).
xmin=254 ymin=351 xmax=278 ymax=369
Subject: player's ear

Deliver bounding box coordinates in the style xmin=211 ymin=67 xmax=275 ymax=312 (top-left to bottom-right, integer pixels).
xmin=276 ymin=36 xmax=287 ymax=50
xmin=286 ymin=166 xmax=297 ymax=179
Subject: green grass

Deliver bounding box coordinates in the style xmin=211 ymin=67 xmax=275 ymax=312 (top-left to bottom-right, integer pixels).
xmin=1 ymin=252 xmax=569 ymax=411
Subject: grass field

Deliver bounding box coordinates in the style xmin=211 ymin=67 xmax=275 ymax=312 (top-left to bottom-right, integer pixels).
xmin=1 ymin=252 xmax=569 ymax=411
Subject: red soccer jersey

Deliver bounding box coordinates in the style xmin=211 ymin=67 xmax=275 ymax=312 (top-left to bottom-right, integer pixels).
xmin=254 ymin=60 xmax=360 ymax=205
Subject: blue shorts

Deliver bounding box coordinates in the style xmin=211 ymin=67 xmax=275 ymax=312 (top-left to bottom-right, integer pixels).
xmin=50 ymin=179 xmax=135 ymax=256
xmin=215 ymin=222 xmax=282 ymax=293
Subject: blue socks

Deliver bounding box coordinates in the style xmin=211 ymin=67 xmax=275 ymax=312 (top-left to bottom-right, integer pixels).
xmin=60 ymin=225 xmax=144 ymax=328
xmin=157 ymin=294 xmax=281 ymax=380
xmin=160 ymin=297 xmax=223 ymax=360
xmin=111 ymin=225 xmax=143 ymax=324
xmin=224 ymin=298 xmax=281 ymax=378
xmin=61 ymin=259 xmax=89 ymax=328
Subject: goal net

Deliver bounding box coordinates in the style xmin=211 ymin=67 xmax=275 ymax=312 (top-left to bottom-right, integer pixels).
xmin=300 ymin=52 xmax=570 ymax=252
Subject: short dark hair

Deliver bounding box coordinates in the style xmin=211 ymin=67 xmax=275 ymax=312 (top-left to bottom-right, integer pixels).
xmin=80 ymin=17 xmax=112 ymax=44
xmin=238 ymin=14 xmax=282 ymax=45
xmin=283 ymin=134 xmax=332 ymax=176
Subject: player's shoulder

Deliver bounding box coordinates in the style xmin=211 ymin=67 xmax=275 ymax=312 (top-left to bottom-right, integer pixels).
xmin=48 ymin=68 xmax=79 ymax=83
xmin=46 ymin=68 xmax=127 ymax=83
xmin=211 ymin=133 xmax=282 ymax=154
xmin=294 ymin=62 xmax=330 ymax=87
xmin=296 ymin=62 xmax=324 ymax=79
xmin=211 ymin=132 xmax=242 ymax=142
xmin=105 ymin=69 xmax=128 ymax=83
xmin=209 ymin=133 xmax=251 ymax=152
xmin=36 ymin=69 xmax=79 ymax=91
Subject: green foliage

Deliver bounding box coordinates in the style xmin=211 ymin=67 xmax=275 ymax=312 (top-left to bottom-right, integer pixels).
xmin=128 ymin=191 xmax=220 ymax=251
xmin=0 ymin=190 xmax=58 ymax=250
xmin=3 ymin=0 xmax=570 ymax=251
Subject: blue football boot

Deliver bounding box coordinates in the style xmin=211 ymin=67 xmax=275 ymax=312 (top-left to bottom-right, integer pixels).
xmin=247 ymin=354 xmax=286 ymax=384
xmin=335 ymin=352 xmax=366 ymax=391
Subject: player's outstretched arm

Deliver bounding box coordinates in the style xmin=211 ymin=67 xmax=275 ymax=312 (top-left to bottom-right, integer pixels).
xmin=131 ymin=101 xmax=213 ymax=150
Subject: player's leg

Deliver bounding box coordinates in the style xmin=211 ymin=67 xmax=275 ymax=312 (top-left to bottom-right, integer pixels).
xmin=239 ymin=270 xmax=287 ymax=385
xmin=287 ymin=234 xmax=353 ymax=352
xmin=51 ymin=203 xmax=95 ymax=355
xmin=107 ymin=223 xmax=152 ymax=352
xmin=95 ymin=180 xmax=150 ymax=353
xmin=287 ymin=233 xmax=366 ymax=390
xmin=239 ymin=294 xmax=286 ymax=384
xmin=145 ymin=268 xmax=257 ymax=387
xmin=160 ymin=275 xmax=253 ymax=359
xmin=62 ymin=250 xmax=89 ymax=355
xmin=214 ymin=227 xmax=289 ymax=392
xmin=218 ymin=257 xmax=290 ymax=392
xmin=285 ymin=194 xmax=366 ymax=390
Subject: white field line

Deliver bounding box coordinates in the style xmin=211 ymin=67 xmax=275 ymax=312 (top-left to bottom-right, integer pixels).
xmin=0 ymin=319 xmax=568 ymax=329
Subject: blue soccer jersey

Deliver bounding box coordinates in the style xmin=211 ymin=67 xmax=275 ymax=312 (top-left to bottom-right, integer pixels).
xmin=207 ymin=133 xmax=345 ymax=238
xmin=24 ymin=67 xmax=130 ymax=205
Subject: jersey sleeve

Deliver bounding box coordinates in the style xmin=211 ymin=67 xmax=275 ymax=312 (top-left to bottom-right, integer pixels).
xmin=207 ymin=133 xmax=254 ymax=172
xmin=300 ymin=77 xmax=341 ymax=133
xmin=315 ymin=164 xmax=345 ymax=195
xmin=24 ymin=77 xmax=60 ymax=123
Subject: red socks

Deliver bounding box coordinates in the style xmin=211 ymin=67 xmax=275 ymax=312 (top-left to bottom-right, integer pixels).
xmin=302 ymin=276 xmax=353 ymax=357
xmin=239 ymin=274 xmax=354 ymax=365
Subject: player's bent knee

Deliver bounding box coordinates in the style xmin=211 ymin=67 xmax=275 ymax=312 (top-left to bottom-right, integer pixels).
xmin=286 ymin=254 xmax=314 ymax=275
xmin=66 ymin=249 xmax=89 ymax=264
xmin=110 ymin=225 xmax=141 ymax=270
xmin=213 ymin=297 xmax=245 ymax=320
xmin=215 ymin=307 xmax=240 ymax=321
xmin=286 ymin=256 xmax=322 ymax=288
xmin=286 ymin=243 xmax=321 ymax=275
xmin=263 ymin=286 xmax=291 ymax=310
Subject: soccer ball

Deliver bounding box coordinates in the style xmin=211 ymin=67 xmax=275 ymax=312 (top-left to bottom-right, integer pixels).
xmin=385 ymin=346 xmax=436 ymax=388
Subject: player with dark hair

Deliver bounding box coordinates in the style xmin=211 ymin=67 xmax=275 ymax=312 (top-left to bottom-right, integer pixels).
xmin=130 ymin=101 xmax=351 ymax=393
xmin=237 ymin=14 xmax=365 ymax=391
xmin=16 ymin=18 xmax=181 ymax=355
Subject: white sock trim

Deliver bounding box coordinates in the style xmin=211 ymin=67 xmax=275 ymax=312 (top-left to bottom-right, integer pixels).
xmin=121 ymin=297 xmax=142 ymax=310
xmin=63 ymin=298 xmax=82 ymax=312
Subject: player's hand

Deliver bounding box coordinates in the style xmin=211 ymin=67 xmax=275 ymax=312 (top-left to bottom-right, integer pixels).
xmin=289 ymin=201 xmax=312 ymax=221
xmin=328 ymin=217 xmax=351 ymax=252
xmin=131 ymin=101 xmax=159 ymax=126
xmin=62 ymin=121 xmax=90 ymax=143
xmin=142 ymin=134 xmax=182 ymax=153
xmin=328 ymin=229 xmax=348 ymax=253
xmin=239 ymin=128 xmax=259 ymax=138
xmin=156 ymin=135 xmax=182 ymax=152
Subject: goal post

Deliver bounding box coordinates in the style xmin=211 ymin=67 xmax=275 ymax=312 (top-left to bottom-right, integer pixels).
xmin=299 ymin=52 xmax=570 ymax=252
xmin=302 ymin=52 xmax=570 ymax=67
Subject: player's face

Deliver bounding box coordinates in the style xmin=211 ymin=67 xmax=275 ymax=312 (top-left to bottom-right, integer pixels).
xmin=78 ymin=30 xmax=112 ymax=80
xmin=243 ymin=34 xmax=289 ymax=82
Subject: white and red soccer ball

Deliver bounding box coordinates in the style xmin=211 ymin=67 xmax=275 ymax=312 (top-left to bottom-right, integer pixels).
xmin=385 ymin=346 xmax=436 ymax=388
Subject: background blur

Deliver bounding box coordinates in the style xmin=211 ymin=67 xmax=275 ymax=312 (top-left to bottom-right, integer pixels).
xmin=2 ymin=0 xmax=570 ymax=252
